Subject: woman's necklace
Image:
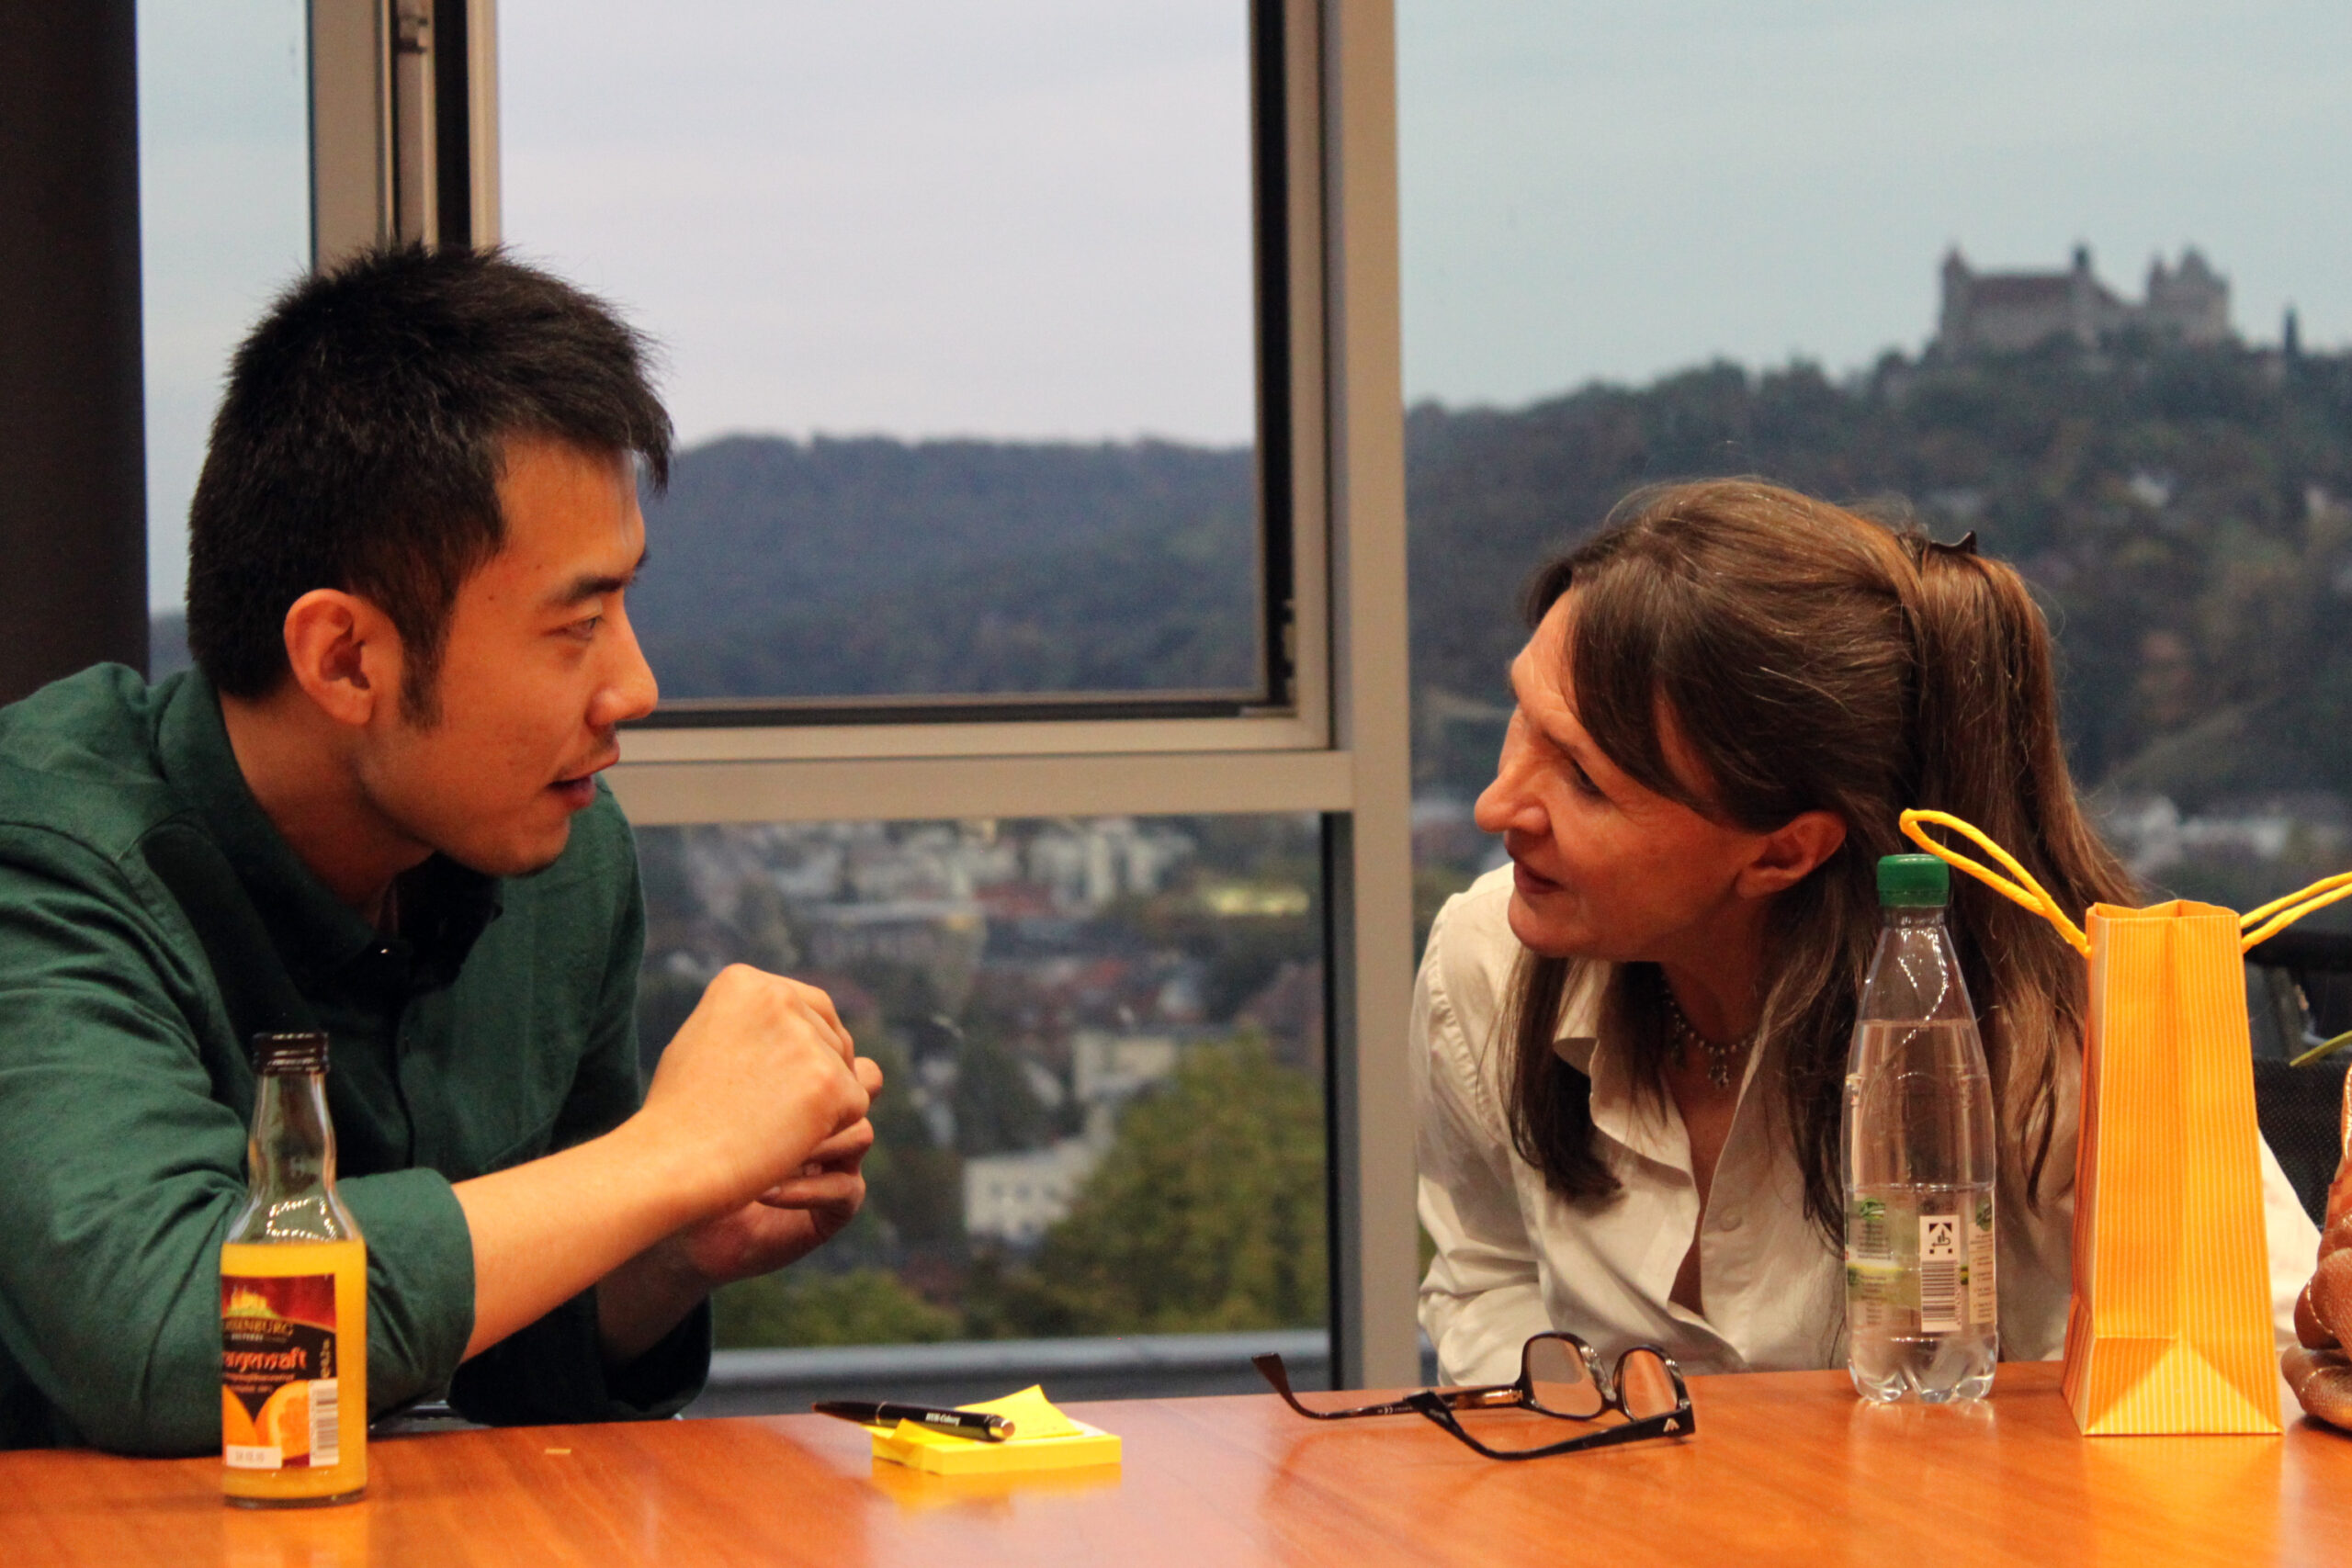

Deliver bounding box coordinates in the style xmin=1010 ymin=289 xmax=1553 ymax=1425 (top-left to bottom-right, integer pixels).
xmin=1663 ymin=990 xmax=1755 ymax=1091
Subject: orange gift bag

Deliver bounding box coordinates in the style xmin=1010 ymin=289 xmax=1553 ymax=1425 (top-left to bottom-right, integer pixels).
xmin=1901 ymin=809 xmax=2352 ymax=1435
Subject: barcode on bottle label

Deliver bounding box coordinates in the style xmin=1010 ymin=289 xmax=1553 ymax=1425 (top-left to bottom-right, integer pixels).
xmin=1919 ymin=1210 xmax=1962 ymax=1333
xmin=309 ymin=1378 xmax=339 ymax=1469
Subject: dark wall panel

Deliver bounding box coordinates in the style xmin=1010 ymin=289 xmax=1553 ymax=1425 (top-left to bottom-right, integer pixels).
xmin=0 ymin=1 xmax=149 ymax=700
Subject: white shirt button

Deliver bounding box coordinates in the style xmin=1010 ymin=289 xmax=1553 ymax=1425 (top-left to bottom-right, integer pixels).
xmin=1717 ymin=1208 xmax=1745 ymax=1232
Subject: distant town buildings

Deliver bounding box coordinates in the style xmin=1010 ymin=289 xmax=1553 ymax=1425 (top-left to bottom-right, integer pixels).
xmin=798 ymin=899 xmax=987 ymax=1016
xmin=644 ymin=814 xmax=1320 ymax=1254
xmin=2098 ymin=794 xmax=2347 ymax=884
xmin=1937 ymin=244 xmax=2232 ymax=356
xmin=1023 ymin=818 xmax=1194 ymax=910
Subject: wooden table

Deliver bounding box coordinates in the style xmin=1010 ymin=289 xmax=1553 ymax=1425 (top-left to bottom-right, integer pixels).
xmin=8 ymin=1361 xmax=2352 ymax=1566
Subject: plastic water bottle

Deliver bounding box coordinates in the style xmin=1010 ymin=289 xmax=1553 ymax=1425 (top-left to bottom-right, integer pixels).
xmin=1843 ymin=852 xmax=1998 ymax=1402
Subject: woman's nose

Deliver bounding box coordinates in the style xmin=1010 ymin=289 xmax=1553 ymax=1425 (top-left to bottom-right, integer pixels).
xmin=1473 ymin=723 xmax=1545 ymax=837
xmin=1473 ymin=776 xmax=1542 ymax=838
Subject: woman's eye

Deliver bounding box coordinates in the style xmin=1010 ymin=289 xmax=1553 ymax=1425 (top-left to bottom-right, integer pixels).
xmin=1567 ymin=759 xmax=1603 ymax=798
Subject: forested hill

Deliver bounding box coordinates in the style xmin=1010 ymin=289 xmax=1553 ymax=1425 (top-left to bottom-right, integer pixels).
xmin=150 ymin=435 xmax=1261 ymax=700
xmin=1407 ymin=341 xmax=2352 ymax=807
xmin=148 ymin=339 xmax=2352 ymax=815
xmin=628 ymin=435 xmax=1258 ymax=700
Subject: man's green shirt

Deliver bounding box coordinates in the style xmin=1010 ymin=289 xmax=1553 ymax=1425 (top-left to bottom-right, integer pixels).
xmin=0 ymin=666 xmax=708 ymax=1453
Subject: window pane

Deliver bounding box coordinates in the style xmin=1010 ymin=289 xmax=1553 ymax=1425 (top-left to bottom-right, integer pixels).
xmin=1399 ymin=2 xmax=2352 ymax=920
xmin=634 ymin=814 xmax=1327 ymax=1354
xmin=137 ymin=0 xmax=311 ymax=671
xmin=500 ymin=4 xmax=1270 ymax=709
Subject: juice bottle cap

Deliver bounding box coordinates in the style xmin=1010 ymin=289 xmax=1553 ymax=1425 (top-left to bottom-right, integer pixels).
xmin=1877 ymin=853 xmax=1950 ymax=908
xmin=252 ymin=1032 xmax=330 ymax=1074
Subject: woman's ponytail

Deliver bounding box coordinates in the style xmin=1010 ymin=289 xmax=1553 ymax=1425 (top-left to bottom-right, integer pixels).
xmin=1896 ymin=533 xmax=2135 ymax=1202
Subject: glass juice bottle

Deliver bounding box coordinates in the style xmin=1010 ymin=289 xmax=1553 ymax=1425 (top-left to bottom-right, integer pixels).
xmin=1843 ymin=853 xmax=1999 ymax=1403
xmin=221 ymin=1032 xmax=367 ymax=1506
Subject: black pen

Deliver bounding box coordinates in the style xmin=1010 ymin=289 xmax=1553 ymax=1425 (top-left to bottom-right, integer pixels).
xmin=813 ymin=1400 xmax=1016 ymax=1441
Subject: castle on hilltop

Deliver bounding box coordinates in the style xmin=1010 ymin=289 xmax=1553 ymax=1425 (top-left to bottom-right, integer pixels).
xmin=1937 ymin=244 xmax=2232 ymax=355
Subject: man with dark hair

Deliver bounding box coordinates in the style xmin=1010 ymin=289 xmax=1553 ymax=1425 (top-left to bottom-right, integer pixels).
xmin=0 ymin=247 xmax=880 ymax=1452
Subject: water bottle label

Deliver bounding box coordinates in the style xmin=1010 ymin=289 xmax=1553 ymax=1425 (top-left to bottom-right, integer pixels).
xmin=1967 ymin=1194 xmax=1997 ymax=1329
xmin=1918 ymin=1208 xmax=1962 ymax=1333
xmin=1845 ymin=1195 xmax=1894 ymax=1330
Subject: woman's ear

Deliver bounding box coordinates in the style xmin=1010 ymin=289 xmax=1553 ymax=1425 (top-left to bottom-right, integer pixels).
xmin=1736 ymin=810 xmax=1848 ymax=900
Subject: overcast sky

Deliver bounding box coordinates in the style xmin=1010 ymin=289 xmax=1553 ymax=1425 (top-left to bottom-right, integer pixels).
xmin=137 ymin=1 xmax=2352 ymax=608
xmin=1399 ymin=0 xmax=2352 ymax=409
xmin=498 ymin=2 xmax=1255 ymax=456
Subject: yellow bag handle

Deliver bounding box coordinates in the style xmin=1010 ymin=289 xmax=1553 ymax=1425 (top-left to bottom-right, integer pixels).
xmin=2241 ymin=871 xmax=2352 ymax=952
xmin=1901 ymin=807 xmax=2352 ymax=956
xmin=1898 ymin=809 xmax=2089 ymax=957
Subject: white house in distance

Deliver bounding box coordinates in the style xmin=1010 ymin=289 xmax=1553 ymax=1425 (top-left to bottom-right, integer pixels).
xmin=963 ymin=1030 xmax=1189 ymax=1247
xmin=962 ymin=1139 xmax=1107 ymax=1248
xmin=1070 ymin=1032 xmax=1181 ymax=1122
xmin=1937 ymin=244 xmax=2232 ymax=355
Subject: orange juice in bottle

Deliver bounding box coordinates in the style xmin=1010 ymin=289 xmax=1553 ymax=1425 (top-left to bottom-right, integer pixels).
xmin=221 ymin=1032 xmax=367 ymax=1506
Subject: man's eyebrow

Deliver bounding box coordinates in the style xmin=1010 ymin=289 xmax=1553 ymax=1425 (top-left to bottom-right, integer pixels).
xmin=545 ymin=549 xmax=648 ymax=610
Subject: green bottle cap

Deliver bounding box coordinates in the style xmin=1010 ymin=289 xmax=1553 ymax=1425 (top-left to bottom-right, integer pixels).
xmin=1877 ymin=853 xmax=1950 ymax=908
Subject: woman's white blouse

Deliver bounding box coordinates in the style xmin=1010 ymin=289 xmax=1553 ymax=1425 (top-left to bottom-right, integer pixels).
xmin=1414 ymin=867 xmax=2319 ymax=1389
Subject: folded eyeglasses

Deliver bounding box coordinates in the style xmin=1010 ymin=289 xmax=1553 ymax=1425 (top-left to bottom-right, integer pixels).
xmin=1253 ymin=1330 xmax=1693 ymax=1460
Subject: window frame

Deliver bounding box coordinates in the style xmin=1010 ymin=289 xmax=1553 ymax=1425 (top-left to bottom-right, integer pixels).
xmin=308 ymin=0 xmax=1419 ymax=1389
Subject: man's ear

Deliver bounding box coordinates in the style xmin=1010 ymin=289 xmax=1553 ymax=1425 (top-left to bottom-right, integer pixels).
xmin=281 ymin=589 xmax=401 ymax=728
xmin=1734 ymin=809 xmax=1848 ymax=900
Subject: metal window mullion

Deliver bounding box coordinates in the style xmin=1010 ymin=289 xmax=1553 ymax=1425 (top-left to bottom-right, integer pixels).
xmin=1321 ymin=0 xmax=1418 ymax=1392
xmin=604 ymin=749 xmax=1353 ymax=827
xmin=310 ymin=0 xmax=500 ymax=266
xmin=460 ymin=0 xmax=500 ymax=245
xmin=1280 ymin=0 xmax=1334 ymax=757
xmin=618 ymin=711 xmax=1329 ymax=766
xmin=390 ymin=0 xmax=437 ymax=242
xmin=310 ymin=0 xmax=392 ymax=268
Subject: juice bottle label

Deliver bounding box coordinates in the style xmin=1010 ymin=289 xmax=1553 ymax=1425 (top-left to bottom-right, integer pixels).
xmin=221 ymin=1274 xmax=341 ymax=1471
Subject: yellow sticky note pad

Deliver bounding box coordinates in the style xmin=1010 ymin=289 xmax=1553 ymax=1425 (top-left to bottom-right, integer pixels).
xmin=868 ymin=1386 xmax=1122 ymax=1476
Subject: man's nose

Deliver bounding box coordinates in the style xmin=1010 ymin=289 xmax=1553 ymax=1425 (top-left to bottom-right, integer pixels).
xmin=594 ymin=605 xmax=661 ymax=728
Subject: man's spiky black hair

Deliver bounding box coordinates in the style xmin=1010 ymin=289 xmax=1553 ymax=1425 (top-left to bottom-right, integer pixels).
xmin=185 ymin=244 xmax=672 ymax=718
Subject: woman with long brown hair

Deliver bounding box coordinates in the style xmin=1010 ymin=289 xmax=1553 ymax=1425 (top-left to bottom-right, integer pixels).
xmin=1415 ymin=478 xmax=2317 ymax=1382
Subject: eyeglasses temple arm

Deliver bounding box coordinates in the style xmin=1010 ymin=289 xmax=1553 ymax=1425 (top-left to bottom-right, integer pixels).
xmin=1252 ymin=1354 xmax=1390 ymax=1419
xmin=1253 ymin=1354 xmax=1485 ymax=1420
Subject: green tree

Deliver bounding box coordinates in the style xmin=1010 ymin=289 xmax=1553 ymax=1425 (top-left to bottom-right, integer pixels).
xmin=969 ymin=1036 xmax=1327 ymax=1337
xmin=954 ymin=1033 xmax=1053 ymax=1156
xmin=854 ymin=1032 xmax=967 ymax=1253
